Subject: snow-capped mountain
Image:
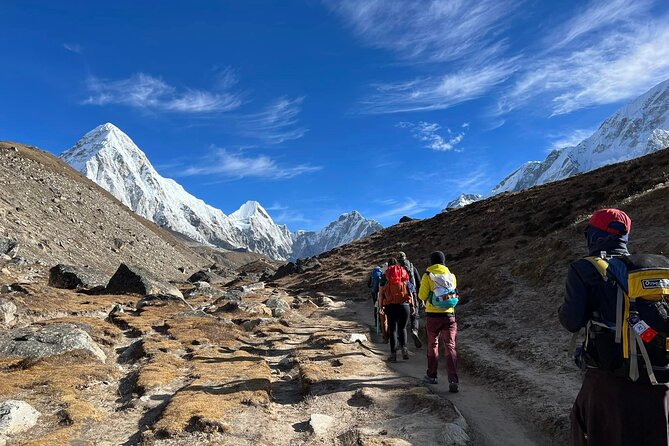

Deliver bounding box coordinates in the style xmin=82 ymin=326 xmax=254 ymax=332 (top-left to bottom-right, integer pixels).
xmin=442 ymin=194 xmax=483 ymax=212
xmin=493 ymin=79 xmax=669 ymax=194
xmin=292 ymin=211 xmax=383 ymax=259
xmin=61 ymin=123 xmax=380 ymax=260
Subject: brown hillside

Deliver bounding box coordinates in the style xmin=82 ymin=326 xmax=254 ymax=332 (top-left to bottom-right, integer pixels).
xmin=277 ymin=146 xmax=669 ymax=443
xmin=0 ymin=141 xmax=206 ymax=278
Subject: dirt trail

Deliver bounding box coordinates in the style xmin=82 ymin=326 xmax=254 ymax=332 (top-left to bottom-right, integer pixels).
xmin=346 ymin=299 xmax=552 ymax=446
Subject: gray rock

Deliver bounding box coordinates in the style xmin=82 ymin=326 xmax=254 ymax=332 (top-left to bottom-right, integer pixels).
xmin=48 ymin=264 xmax=109 ymax=290
xmin=265 ymin=297 xmax=290 ymax=317
xmin=238 ymin=302 xmax=272 ymax=317
xmin=0 ymin=323 xmax=106 ymax=362
xmin=241 ymin=282 xmax=265 ymax=294
xmin=0 ymin=238 xmax=17 ymax=257
xmin=309 ymin=413 xmax=335 ymax=436
xmin=187 ymin=269 xmax=213 ymax=283
xmin=194 ymin=281 xmax=211 ymax=289
xmin=106 ymin=264 xmax=183 ymax=298
xmin=0 ymin=400 xmax=40 ymax=437
xmin=0 ymin=300 xmax=17 ymax=327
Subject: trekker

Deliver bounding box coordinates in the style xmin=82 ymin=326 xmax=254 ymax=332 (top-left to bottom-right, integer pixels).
xmin=367 ymin=264 xmax=384 ymax=330
xmin=559 ymin=208 xmax=669 ymax=446
xmin=397 ymin=251 xmax=423 ymax=348
xmin=379 ymin=258 xmax=413 ymax=362
xmin=419 ymin=251 xmax=459 ymax=392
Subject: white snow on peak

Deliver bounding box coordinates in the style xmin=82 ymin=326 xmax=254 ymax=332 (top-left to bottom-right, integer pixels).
xmin=60 ymin=124 xmax=381 ymax=260
xmin=442 ymin=194 xmax=483 ymax=212
xmin=493 ymin=78 xmax=669 ymax=194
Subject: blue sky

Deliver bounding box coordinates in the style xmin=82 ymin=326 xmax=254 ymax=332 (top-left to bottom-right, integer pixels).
xmin=3 ymin=0 xmax=669 ymax=231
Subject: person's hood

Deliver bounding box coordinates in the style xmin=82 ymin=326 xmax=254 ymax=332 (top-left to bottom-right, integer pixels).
xmin=426 ymin=264 xmax=450 ymax=274
xmin=586 ymin=226 xmax=629 ymax=257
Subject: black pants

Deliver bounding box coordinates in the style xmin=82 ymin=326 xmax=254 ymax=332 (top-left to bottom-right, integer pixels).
xmin=384 ymin=303 xmax=410 ymax=353
xmin=570 ymin=369 xmax=669 ymax=446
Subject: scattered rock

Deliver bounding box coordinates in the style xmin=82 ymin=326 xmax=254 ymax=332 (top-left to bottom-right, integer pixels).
xmin=194 ymin=281 xmax=211 ymax=289
xmin=309 ymin=414 xmax=335 ymax=436
xmin=187 ymin=269 xmax=213 ymax=283
xmin=0 ymin=238 xmax=17 ymax=258
xmin=0 ymin=400 xmax=40 ymax=437
xmin=269 ymin=262 xmax=297 ymax=281
xmin=106 ymin=264 xmax=183 ymax=298
xmin=238 ymin=302 xmax=272 ymax=317
xmin=0 ymin=300 xmax=17 ymax=327
xmin=399 ymin=216 xmax=418 ymax=223
xmin=241 ymin=282 xmax=265 ymax=294
xmin=48 ymin=264 xmax=109 ymax=290
xmin=264 ymin=297 xmax=290 ymax=317
xmin=344 ymin=333 xmax=368 ymax=344
xmin=296 ymin=257 xmax=321 ymax=273
xmin=315 ymin=296 xmax=335 ymax=307
xmin=442 ymin=421 xmax=470 ymax=445
xmin=0 ymin=323 xmax=106 ymax=362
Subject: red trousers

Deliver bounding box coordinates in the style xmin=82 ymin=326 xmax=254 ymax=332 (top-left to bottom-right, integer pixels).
xmin=426 ymin=315 xmax=458 ymax=383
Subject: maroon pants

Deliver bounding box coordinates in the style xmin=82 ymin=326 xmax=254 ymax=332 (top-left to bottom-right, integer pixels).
xmin=426 ymin=315 xmax=458 ymax=383
xmin=570 ymin=369 xmax=669 ymax=446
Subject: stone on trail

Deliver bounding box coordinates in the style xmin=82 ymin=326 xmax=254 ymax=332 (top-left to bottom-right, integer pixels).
xmin=0 ymin=300 xmax=17 ymax=327
xmin=48 ymin=264 xmax=109 ymax=290
xmin=0 ymin=238 xmax=17 ymax=257
xmin=0 ymin=400 xmax=40 ymax=438
xmin=309 ymin=413 xmax=335 ymax=436
xmin=187 ymin=269 xmax=213 ymax=283
xmin=344 ymin=333 xmax=368 ymax=344
xmin=106 ymin=264 xmax=183 ymax=298
xmin=0 ymin=323 xmax=106 ymax=362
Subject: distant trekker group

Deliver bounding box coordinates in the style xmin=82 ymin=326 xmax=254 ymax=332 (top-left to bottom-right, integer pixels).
xmin=368 ymin=250 xmax=460 ymax=393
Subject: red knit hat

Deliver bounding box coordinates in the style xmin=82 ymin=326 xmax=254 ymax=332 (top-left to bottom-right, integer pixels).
xmin=588 ymin=208 xmax=631 ymax=235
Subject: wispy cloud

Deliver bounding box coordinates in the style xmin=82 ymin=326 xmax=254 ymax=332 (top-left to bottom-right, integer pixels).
xmin=275 ymin=210 xmax=311 ymax=225
xmin=63 ymin=43 xmax=82 ymax=54
xmin=548 ymin=128 xmax=597 ymax=152
xmin=327 ymin=0 xmax=518 ymax=63
xmin=500 ymin=3 xmax=669 ymax=115
xmin=180 ymin=149 xmax=321 ymax=180
xmin=397 ymin=121 xmax=468 ymax=151
xmin=371 ymin=197 xmax=445 ymax=220
xmin=83 ymin=73 xmax=243 ymax=113
xmin=362 ymin=63 xmax=515 ymax=113
xmin=238 ymin=96 xmax=307 ymax=144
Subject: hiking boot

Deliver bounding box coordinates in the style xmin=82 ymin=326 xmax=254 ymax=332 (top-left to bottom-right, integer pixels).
xmin=387 ymin=352 xmax=397 ymax=362
xmin=411 ymin=329 xmax=422 ymax=348
xmin=401 ymin=347 xmax=409 ymax=360
xmin=423 ymin=375 xmax=438 ymax=385
xmin=449 ymin=382 xmax=459 ymax=393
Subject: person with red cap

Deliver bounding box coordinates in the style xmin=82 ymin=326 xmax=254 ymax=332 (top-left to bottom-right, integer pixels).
xmin=559 ymin=208 xmax=669 ymax=446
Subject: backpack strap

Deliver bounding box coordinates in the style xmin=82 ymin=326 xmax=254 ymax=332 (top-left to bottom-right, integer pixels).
xmin=584 ymin=256 xmax=609 ymax=280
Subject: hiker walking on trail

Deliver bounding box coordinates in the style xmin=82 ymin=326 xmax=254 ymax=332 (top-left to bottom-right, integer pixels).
xmin=419 ymin=251 xmax=459 ymax=392
xmin=397 ymin=251 xmax=423 ymax=349
xmin=559 ymin=208 xmax=669 ymax=446
xmin=379 ymin=258 xmax=413 ymax=362
xmin=367 ymin=264 xmax=384 ymax=331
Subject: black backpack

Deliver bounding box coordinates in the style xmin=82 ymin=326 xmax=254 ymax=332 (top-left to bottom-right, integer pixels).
xmin=584 ymin=254 xmax=669 ymax=384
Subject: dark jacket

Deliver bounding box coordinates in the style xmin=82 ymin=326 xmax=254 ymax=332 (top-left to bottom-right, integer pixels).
xmin=398 ymin=258 xmax=421 ymax=292
xmin=559 ymin=238 xmax=629 ymax=370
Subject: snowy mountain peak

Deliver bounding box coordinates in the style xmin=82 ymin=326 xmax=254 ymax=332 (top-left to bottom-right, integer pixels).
xmin=493 ymin=78 xmax=669 ymax=195
xmin=61 ymin=124 xmax=382 ymax=260
xmin=230 ymin=201 xmax=271 ymax=221
xmin=442 ymin=194 xmax=483 ymax=212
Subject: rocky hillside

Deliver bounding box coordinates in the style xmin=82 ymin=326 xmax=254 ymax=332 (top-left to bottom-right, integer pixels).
xmin=276 ymin=146 xmax=669 ymax=443
xmin=0 ymin=142 xmax=206 ymax=279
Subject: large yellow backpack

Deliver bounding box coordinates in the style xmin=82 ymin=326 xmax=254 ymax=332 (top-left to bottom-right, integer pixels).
xmin=586 ymin=254 xmax=669 ymax=384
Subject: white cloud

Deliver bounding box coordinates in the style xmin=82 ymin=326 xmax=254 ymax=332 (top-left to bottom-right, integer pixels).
xmin=363 ymin=63 xmax=515 ymax=113
xmin=327 ymin=0 xmax=518 ymax=63
xmin=548 ymin=128 xmax=597 ymax=151
xmin=180 ymin=149 xmax=321 ymax=180
xmin=63 ymin=43 xmax=82 ymax=54
xmin=274 ymin=210 xmax=311 ymax=225
xmin=397 ymin=121 xmax=467 ymax=151
xmin=83 ymin=73 xmax=243 ymax=113
xmin=500 ymin=5 xmax=669 ymax=115
xmin=238 ymin=97 xmax=307 ymax=144
xmin=372 ymin=197 xmax=445 ymax=220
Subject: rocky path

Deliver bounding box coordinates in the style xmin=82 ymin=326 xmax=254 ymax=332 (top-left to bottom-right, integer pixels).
xmin=343 ymin=299 xmax=554 ymax=446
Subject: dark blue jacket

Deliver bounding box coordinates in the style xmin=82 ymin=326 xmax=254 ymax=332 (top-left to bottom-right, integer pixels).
xmin=559 ymin=236 xmax=629 ymax=333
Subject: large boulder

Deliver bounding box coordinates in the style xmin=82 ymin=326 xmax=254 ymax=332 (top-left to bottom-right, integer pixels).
xmin=48 ymin=264 xmax=109 ymax=290
xmin=0 ymin=400 xmax=40 ymax=438
xmin=0 ymin=300 xmax=17 ymax=327
xmin=0 ymin=238 xmax=17 ymax=257
xmin=264 ymin=297 xmax=290 ymax=317
xmin=187 ymin=269 xmax=214 ymax=283
xmin=0 ymin=323 xmax=106 ymax=362
xmin=106 ymin=264 xmax=183 ymax=298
